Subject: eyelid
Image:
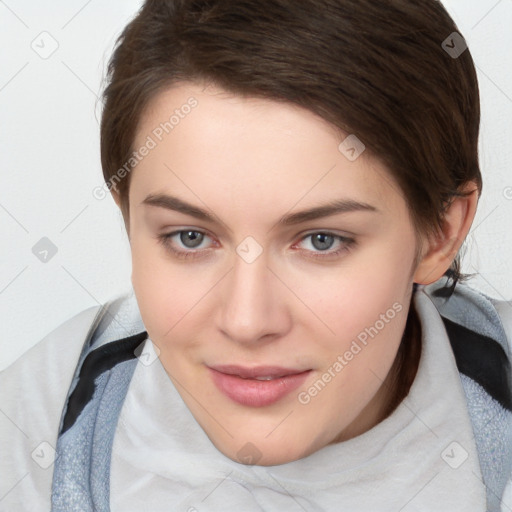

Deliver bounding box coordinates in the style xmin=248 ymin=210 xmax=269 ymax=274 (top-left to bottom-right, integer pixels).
xmin=292 ymin=231 xmax=354 ymax=254
xmin=166 ymin=229 xmax=216 ymax=249
xmin=158 ymin=228 xmax=355 ymax=260
xmin=296 ymin=227 xmax=355 ymax=239
xmin=156 ymin=229 xmax=215 ymax=261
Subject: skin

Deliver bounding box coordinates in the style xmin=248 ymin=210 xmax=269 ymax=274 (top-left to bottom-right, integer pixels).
xmin=112 ymin=81 xmax=478 ymax=466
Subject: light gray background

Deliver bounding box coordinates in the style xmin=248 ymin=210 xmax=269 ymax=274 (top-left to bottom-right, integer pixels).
xmin=1 ymin=0 xmax=511 ymax=370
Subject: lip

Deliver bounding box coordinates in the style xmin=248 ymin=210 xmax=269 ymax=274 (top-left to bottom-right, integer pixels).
xmin=210 ymin=364 xmax=309 ymax=379
xmin=208 ymin=365 xmax=312 ymax=407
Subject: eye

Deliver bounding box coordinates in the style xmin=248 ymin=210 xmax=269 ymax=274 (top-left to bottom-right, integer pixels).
xmin=157 ymin=230 xmax=215 ymax=260
xmin=175 ymin=230 xmax=207 ymax=249
xmin=157 ymin=229 xmax=355 ymax=261
xmin=293 ymin=232 xmax=355 ymax=259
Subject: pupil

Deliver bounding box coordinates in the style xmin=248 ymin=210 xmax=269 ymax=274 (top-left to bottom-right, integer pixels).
xmin=312 ymin=233 xmax=334 ymax=251
xmin=181 ymin=231 xmax=203 ymax=248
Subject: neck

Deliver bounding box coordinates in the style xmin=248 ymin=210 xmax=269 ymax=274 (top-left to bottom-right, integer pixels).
xmin=330 ymin=303 xmax=422 ymax=444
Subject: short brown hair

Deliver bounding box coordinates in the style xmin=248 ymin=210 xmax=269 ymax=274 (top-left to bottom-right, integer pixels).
xmin=100 ymin=0 xmax=482 ymax=287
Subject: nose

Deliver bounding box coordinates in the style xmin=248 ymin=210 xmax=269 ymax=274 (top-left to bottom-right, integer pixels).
xmin=215 ymin=251 xmax=292 ymax=346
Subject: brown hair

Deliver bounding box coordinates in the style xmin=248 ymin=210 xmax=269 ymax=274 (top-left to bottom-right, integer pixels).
xmin=99 ymin=0 xmax=483 ymax=419
xmin=100 ymin=0 xmax=482 ymax=288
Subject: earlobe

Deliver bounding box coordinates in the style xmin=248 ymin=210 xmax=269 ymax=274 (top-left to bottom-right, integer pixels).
xmin=413 ymin=182 xmax=479 ymax=285
xmin=414 ymin=235 xmax=464 ymax=285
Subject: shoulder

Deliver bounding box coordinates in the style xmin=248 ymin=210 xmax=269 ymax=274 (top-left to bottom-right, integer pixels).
xmin=0 ymin=301 xmax=106 ymax=423
xmin=423 ymin=279 xmax=512 ymax=363
xmin=0 ymin=296 xmax=124 ymax=509
xmin=422 ymin=279 xmax=512 ymax=511
xmin=421 ymin=279 xmax=512 ymax=408
xmin=491 ymin=297 xmax=512 ymax=353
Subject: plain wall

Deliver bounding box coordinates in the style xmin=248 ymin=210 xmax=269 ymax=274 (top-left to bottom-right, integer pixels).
xmin=1 ymin=0 xmax=511 ymax=370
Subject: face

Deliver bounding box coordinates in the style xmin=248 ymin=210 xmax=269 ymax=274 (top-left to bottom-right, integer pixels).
xmin=125 ymin=81 xmax=420 ymax=465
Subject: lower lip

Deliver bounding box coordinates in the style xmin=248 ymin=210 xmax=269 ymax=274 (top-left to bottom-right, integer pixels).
xmin=208 ymin=368 xmax=312 ymax=407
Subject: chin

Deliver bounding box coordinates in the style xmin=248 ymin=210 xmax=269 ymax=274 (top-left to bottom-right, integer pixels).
xmin=213 ymin=434 xmax=317 ymax=467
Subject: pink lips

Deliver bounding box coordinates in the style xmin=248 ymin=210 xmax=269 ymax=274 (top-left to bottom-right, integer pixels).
xmin=208 ymin=365 xmax=312 ymax=407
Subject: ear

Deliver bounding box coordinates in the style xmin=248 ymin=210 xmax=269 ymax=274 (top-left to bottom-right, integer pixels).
xmin=413 ymin=182 xmax=479 ymax=285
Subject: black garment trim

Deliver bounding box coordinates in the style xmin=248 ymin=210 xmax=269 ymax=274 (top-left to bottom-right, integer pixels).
xmin=60 ymin=331 xmax=148 ymax=434
xmin=442 ymin=316 xmax=512 ymax=411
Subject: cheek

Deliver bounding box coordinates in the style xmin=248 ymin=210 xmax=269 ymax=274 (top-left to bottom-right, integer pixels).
xmin=294 ymin=240 xmax=414 ymax=349
xmin=296 ymin=257 xmax=411 ymax=422
xmin=130 ymin=215 xmax=416 ymax=358
xmin=130 ymin=237 xmax=207 ymax=341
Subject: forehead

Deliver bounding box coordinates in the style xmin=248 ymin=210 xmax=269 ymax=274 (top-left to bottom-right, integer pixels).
xmin=130 ymin=81 xmax=406 ymax=221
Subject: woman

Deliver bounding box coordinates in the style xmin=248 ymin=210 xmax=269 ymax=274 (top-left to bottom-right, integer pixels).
xmin=2 ymin=0 xmax=511 ymax=510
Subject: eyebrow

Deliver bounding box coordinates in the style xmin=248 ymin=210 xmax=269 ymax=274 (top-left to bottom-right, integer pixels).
xmin=142 ymin=193 xmax=378 ymax=226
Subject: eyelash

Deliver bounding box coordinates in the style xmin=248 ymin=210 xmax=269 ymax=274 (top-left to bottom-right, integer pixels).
xmin=157 ymin=230 xmax=355 ymax=261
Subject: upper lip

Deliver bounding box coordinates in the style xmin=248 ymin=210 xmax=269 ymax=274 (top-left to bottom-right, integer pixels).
xmin=209 ymin=365 xmax=310 ymax=379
